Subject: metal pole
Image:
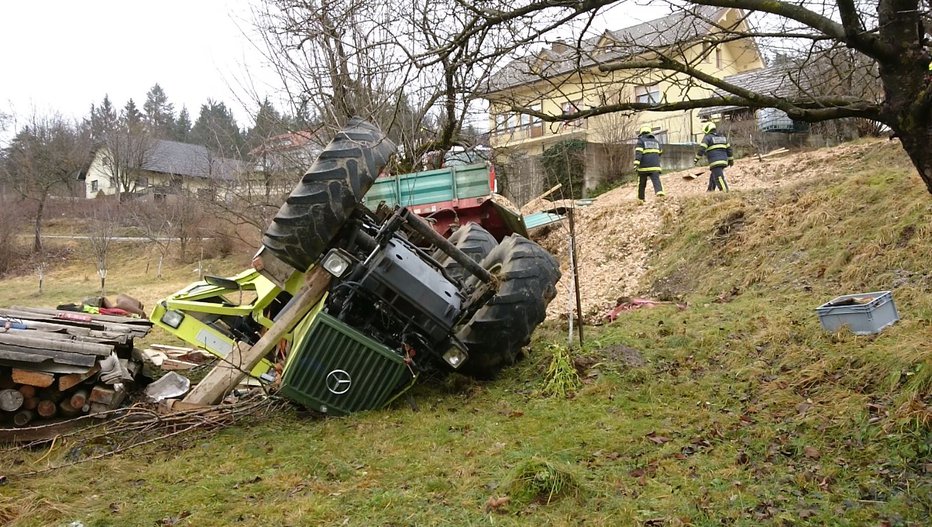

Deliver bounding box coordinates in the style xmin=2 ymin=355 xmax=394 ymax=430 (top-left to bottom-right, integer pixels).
xmin=567 ymin=236 xmax=574 ymax=346
xmin=567 ymin=208 xmax=584 ymax=347
xmin=402 ymin=209 xmax=495 ymax=285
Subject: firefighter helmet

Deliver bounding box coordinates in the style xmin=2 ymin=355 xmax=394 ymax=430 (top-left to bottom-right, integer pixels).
xmin=703 ymin=122 xmax=717 ymax=134
xmin=638 ymin=125 xmax=652 ymax=135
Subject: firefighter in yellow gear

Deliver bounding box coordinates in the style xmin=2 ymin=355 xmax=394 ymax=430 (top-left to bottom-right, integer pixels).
xmin=634 ymin=125 xmax=665 ymax=202
xmin=694 ymin=122 xmax=733 ymax=192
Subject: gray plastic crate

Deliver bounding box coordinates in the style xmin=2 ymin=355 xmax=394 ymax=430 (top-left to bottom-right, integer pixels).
xmin=815 ymin=291 xmax=899 ymax=335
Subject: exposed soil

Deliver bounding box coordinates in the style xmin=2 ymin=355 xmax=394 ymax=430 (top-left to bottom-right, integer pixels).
xmin=533 ymin=139 xmax=899 ymax=322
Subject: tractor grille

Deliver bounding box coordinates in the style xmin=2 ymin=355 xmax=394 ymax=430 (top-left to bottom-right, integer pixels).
xmin=280 ymin=313 xmax=412 ymax=416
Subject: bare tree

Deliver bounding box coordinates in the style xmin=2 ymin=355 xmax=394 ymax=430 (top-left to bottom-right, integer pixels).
xmin=1 ymin=113 xmax=90 ymax=253
xmin=85 ymin=201 xmax=117 ymax=296
xmin=252 ymin=0 xmax=496 ymax=168
xmin=130 ymin=200 xmax=175 ymax=278
xmin=444 ymin=1 xmax=932 ymax=193
xmin=96 ymin=119 xmax=156 ymax=201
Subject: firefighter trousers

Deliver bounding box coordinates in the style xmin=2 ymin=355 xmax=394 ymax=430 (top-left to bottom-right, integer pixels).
xmin=707 ymin=166 xmax=729 ymax=192
xmin=638 ymin=170 xmax=664 ymax=200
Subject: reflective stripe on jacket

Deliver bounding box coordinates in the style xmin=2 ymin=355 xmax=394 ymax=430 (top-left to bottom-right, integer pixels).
xmin=696 ymin=132 xmax=733 ymax=168
xmin=634 ymin=134 xmax=662 ymax=172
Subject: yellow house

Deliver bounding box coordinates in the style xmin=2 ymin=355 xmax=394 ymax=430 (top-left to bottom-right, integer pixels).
xmin=483 ymin=7 xmax=764 ymax=200
xmin=84 ymin=140 xmax=243 ymax=201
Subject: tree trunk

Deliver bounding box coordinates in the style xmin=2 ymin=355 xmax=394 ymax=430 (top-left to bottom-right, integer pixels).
xmin=33 ymin=193 xmax=47 ymax=253
xmin=876 ymin=0 xmax=932 ymax=194
xmin=895 ymin=131 xmax=932 ymax=194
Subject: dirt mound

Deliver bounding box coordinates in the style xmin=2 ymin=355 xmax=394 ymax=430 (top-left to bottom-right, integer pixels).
xmin=538 ymin=139 xmax=895 ymax=322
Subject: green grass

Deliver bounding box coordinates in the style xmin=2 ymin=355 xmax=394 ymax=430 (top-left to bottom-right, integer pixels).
xmin=0 ymin=140 xmax=929 ymax=526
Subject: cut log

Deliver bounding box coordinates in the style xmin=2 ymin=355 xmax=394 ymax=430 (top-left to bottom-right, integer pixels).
xmin=58 ymin=399 xmax=80 ymax=417
xmin=69 ymin=389 xmax=90 ymax=411
xmin=58 ymin=366 xmax=100 ymax=391
xmin=0 ymin=388 xmax=25 ymax=411
xmin=12 ymin=369 xmax=55 ymax=388
xmin=13 ymin=410 xmax=34 ymax=427
xmin=36 ymin=399 xmax=58 ymax=418
xmin=17 ymin=384 xmax=36 ymax=398
xmin=21 ymin=396 xmax=38 ymax=411
xmin=89 ymin=384 xmax=125 ymax=407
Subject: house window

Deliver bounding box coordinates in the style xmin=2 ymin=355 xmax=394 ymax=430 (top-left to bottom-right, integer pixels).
xmin=702 ymin=43 xmax=711 ymax=63
xmin=635 ymin=85 xmax=661 ymax=105
xmin=562 ymin=100 xmax=583 ymax=128
xmin=716 ymin=48 xmax=722 ymax=69
xmin=529 ymin=103 xmax=544 ymax=138
xmin=90 ymin=180 xmax=99 ymax=193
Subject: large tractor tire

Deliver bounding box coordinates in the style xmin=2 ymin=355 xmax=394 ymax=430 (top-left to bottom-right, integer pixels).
xmin=434 ymin=223 xmax=498 ymax=283
xmin=261 ymin=118 xmax=396 ymax=272
xmin=456 ymin=235 xmax=561 ymax=379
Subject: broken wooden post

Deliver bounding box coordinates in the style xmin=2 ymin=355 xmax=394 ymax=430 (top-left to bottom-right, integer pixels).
xmin=183 ymin=266 xmax=332 ymax=406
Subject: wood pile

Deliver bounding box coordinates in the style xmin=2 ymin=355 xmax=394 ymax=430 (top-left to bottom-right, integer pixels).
xmin=0 ymin=306 xmax=151 ymax=433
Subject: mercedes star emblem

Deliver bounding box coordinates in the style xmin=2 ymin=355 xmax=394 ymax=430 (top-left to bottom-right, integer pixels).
xmin=326 ymin=369 xmax=352 ymax=395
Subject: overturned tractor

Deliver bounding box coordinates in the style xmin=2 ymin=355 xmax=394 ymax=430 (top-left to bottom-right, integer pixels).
xmin=151 ymin=118 xmax=560 ymax=415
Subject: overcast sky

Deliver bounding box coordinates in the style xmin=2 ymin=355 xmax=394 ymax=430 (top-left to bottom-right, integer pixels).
xmin=0 ymin=0 xmax=270 ymax=138
xmin=0 ymin=1 xmax=667 ymax=143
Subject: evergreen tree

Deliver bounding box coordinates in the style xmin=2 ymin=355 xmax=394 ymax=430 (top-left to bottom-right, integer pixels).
xmin=123 ymin=99 xmax=143 ymax=131
xmin=174 ymin=106 xmax=192 ymax=143
xmin=246 ymin=98 xmax=287 ymax=151
xmin=89 ymin=95 xmax=118 ymax=142
xmin=143 ymin=83 xmax=176 ymax=139
xmin=190 ymin=100 xmax=244 ymax=155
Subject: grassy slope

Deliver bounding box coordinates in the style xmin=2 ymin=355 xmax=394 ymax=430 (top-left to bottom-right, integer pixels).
xmin=1 ymin=141 xmax=930 ymax=526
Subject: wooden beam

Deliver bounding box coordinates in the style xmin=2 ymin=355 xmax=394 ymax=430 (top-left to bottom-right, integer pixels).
xmin=183 ymin=267 xmax=331 ymax=406
xmin=0 ymin=333 xmax=113 ymax=357
xmin=12 ymin=369 xmax=55 ymax=388
xmin=0 ymin=346 xmax=98 ymax=368
xmin=58 ymin=366 xmax=100 ymax=391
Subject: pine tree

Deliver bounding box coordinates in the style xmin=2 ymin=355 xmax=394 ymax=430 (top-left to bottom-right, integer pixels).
xmin=174 ymin=106 xmax=192 ymax=143
xmin=190 ymin=100 xmax=244 ymax=156
xmin=89 ymin=95 xmax=118 ymax=142
xmin=143 ymin=83 xmax=176 ymax=139
xmin=123 ymin=99 xmax=143 ymax=131
xmin=246 ymin=98 xmax=287 ymax=151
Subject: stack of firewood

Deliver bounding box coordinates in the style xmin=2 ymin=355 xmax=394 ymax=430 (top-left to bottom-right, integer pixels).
xmin=0 ymin=306 xmax=150 ymax=430
xmin=0 ymin=365 xmax=138 ymax=426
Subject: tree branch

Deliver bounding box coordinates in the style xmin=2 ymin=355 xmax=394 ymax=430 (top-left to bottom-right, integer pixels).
xmin=687 ymin=0 xmax=895 ymax=61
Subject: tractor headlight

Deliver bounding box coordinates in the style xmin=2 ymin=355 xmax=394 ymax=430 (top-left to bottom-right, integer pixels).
xmin=321 ymin=249 xmax=352 ymax=278
xmin=442 ymin=342 xmax=469 ymax=369
xmin=160 ymin=310 xmax=185 ymax=329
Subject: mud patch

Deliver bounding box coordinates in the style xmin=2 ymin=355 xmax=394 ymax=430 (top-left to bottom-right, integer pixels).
xmin=574 ymin=344 xmax=646 ymax=375
xmin=648 ymin=267 xmax=693 ymax=301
